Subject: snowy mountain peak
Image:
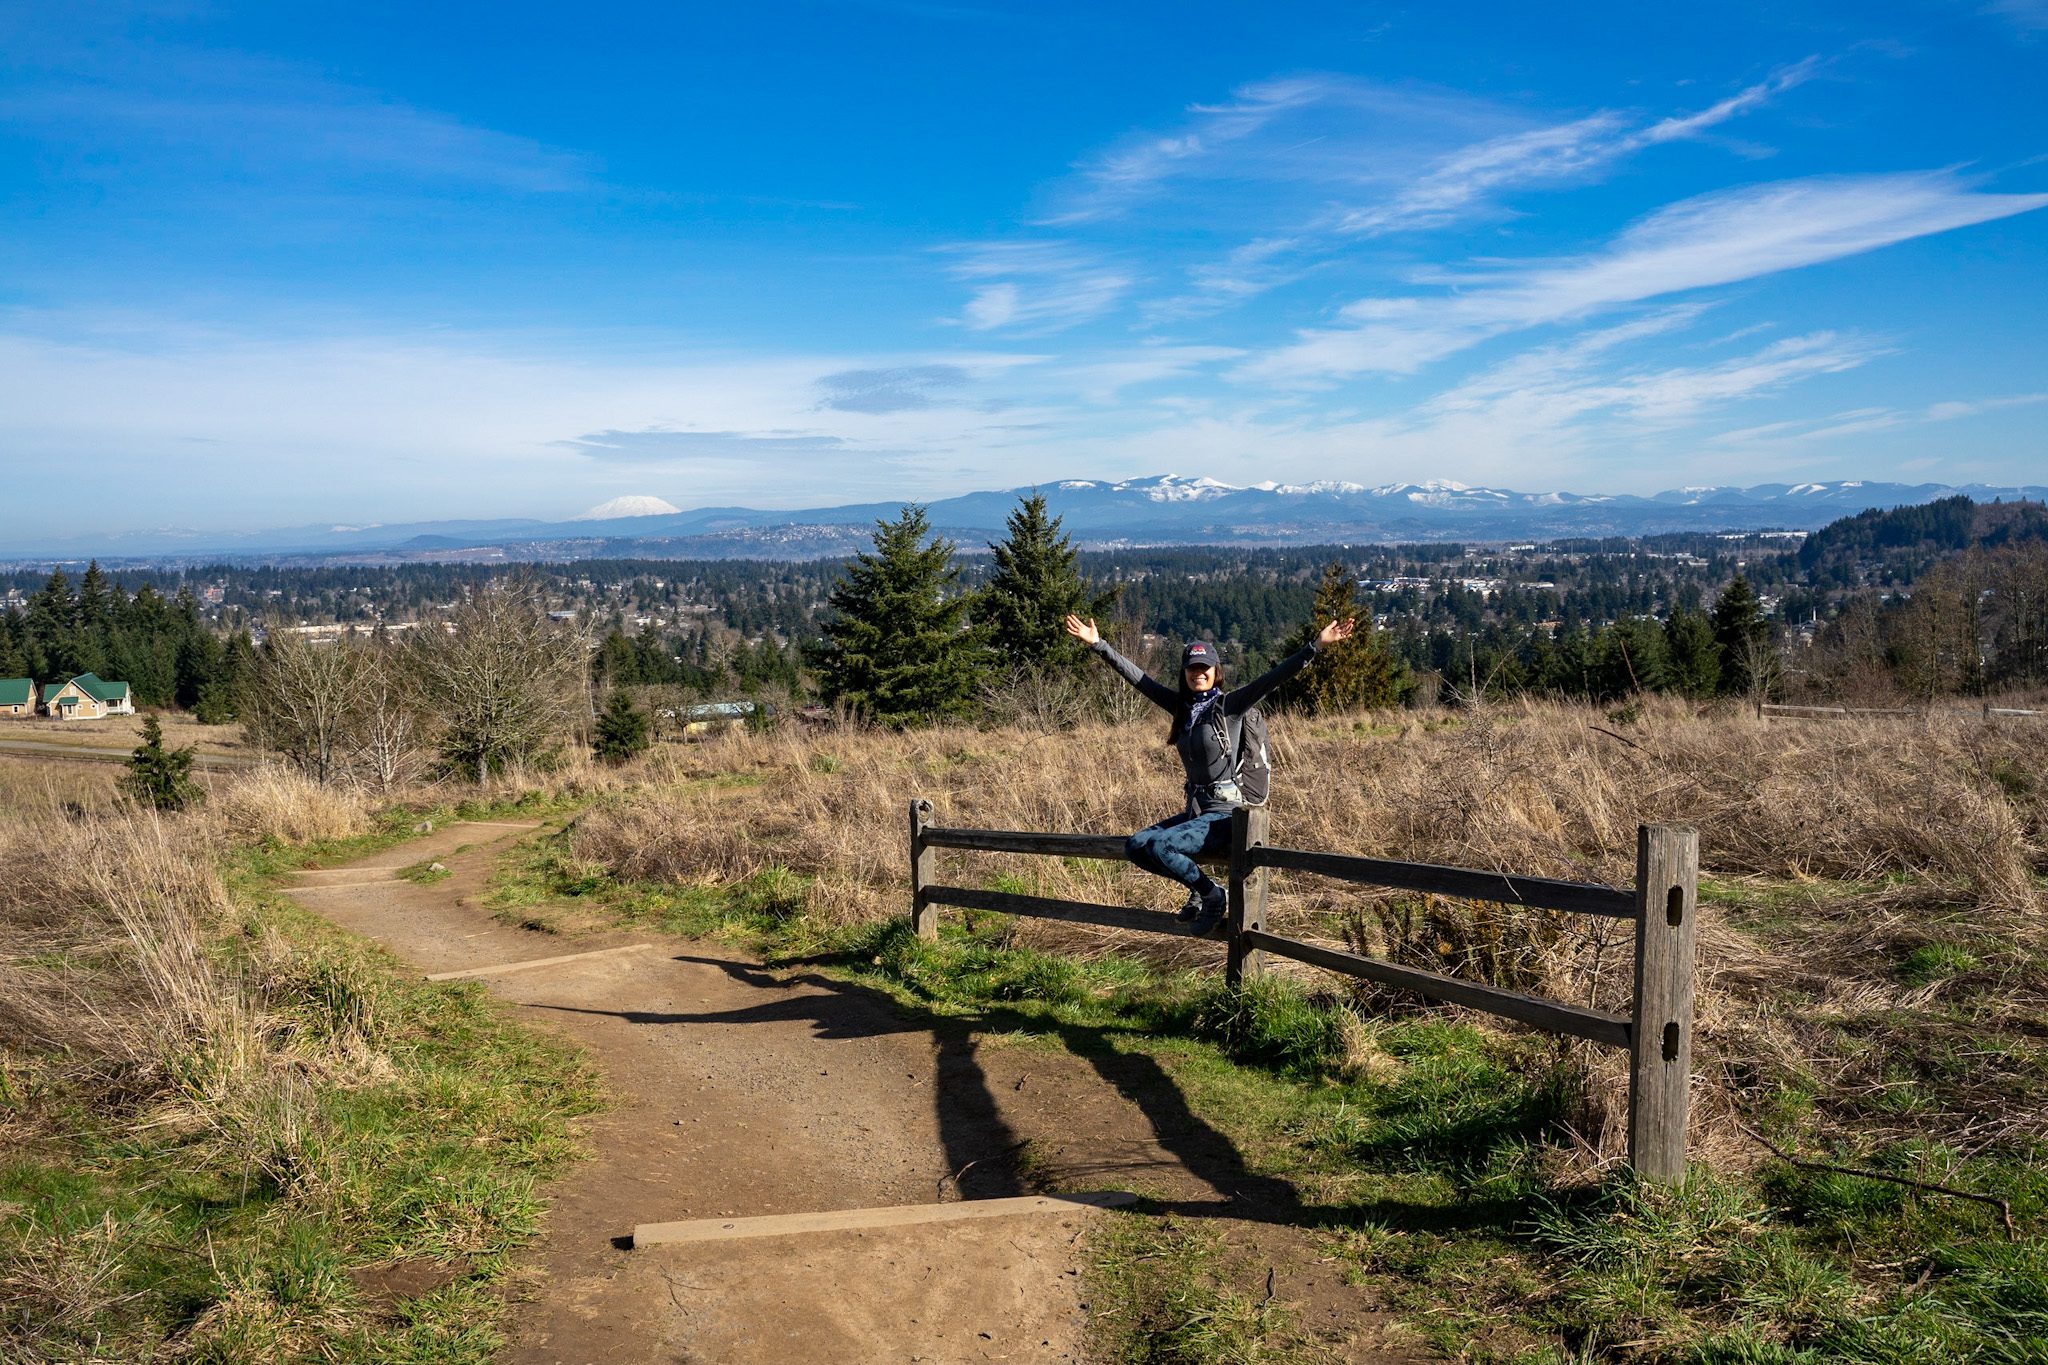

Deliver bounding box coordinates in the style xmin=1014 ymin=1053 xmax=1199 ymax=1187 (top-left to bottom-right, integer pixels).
xmin=572 ymin=495 xmax=683 ymax=521
xmin=1256 ymin=479 xmax=1368 ymax=495
xmin=1111 ymin=474 xmax=1240 ymax=503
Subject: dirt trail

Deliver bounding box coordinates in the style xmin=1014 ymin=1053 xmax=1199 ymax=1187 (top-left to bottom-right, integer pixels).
xmin=283 ymin=822 xmax=1422 ymax=1364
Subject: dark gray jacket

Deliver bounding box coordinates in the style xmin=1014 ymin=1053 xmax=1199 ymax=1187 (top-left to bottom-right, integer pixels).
xmin=1090 ymin=639 xmax=1320 ymax=813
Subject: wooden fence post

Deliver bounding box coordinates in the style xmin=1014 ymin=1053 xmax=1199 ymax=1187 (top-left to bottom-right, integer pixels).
xmin=909 ymin=798 xmax=937 ymax=942
xmin=1226 ymin=805 xmax=1270 ymax=987
xmin=1628 ymin=823 xmax=1698 ymax=1182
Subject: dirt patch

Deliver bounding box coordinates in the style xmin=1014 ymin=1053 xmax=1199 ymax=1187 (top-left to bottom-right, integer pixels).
xmin=347 ymin=1258 xmax=471 ymax=1318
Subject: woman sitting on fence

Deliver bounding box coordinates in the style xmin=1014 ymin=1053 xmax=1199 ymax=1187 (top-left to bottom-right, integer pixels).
xmin=1062 ymin=613 xmax=1355 ymax=935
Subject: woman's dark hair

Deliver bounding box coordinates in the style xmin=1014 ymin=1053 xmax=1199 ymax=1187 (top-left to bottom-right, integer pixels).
xmin=1165 ymin=667 xmax=1220 ymax=745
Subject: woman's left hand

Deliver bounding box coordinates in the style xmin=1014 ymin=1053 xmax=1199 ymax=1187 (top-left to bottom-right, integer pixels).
xmin=1317 ymin=617 xmax=1357 ymax=646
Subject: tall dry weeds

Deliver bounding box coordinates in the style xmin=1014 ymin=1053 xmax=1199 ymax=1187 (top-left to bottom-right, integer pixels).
xmin=564 ymin=700 xmax=2048 ymax=1164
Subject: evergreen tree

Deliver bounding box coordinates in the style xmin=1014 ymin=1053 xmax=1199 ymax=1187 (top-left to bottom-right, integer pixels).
xmin=1711 ymin=575 xmax=1768 ymax=696
xmin=974 ymin=494 xmax=1115 ymax=672
xmin=1664 ymin=607 xmax=1721 ymax=698
xmin=1591 ymin=618 xmax=1672 ymax=699
xmin=25 ymin=568 xmax=74 ymax=677
xmin=811 ymin=505 xmax=985 ymax=727
xmin=124 ymin=713 xmax=200 ymax=810
xmin=595 ymin=627 xmax=638 ymax=687
xmin=77 ymin=561 xmax=112 ymax=636
xmin=1544 ymin=621 xmax=1595 ymax=697
xmin=0 ymin=610 xmax=26 ymax=681
xmin=592 ymin=689 xmax=652 ymax=764
xmin=1275 ymin=561 xmax=1406 ymax=712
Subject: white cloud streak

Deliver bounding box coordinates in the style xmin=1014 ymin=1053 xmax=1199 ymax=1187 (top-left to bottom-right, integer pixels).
xmin=1 ymin=48 xmax=591 ymax=193
xmin=1244 ymin=172 xmax=2048 ymax=382
xmin=939 ymin=242 xmax=1133 ymax=332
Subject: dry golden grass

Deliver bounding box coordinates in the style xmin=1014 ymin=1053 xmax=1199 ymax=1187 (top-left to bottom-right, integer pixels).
xmin=0 ymin=766 xmax=379 ymax=1135
xmin=570 ymin=697 xmax=2045 ymax=928
xmin=563 ymin=699 xmax=2048 ymax=1166
xmin=0 ymin=712 xmax=253 ymax=758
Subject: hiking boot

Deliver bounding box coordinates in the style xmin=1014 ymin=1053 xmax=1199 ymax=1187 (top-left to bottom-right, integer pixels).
xmin=1186 ymin=883 xmax=1228 ymax=937
xmin=1175 ymin=886 xmax=1203 ymax=921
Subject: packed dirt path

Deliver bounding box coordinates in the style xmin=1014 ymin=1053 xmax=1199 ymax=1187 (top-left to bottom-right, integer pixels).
xmin=282 ymin=821 xmax=1425 ymax=1365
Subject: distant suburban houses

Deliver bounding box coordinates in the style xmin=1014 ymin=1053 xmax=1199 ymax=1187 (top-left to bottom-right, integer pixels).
xmin=0 ymin=673 xmax=135 ymax=720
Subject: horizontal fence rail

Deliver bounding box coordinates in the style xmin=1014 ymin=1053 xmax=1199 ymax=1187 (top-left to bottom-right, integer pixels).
xmin=908 ymin=796 xmax=1699 ymax=1182
xmin=1236 ymin=929 xmax=1631 ymax=1048
xmin=1244 ymin=845 xmax=1636 ymax=918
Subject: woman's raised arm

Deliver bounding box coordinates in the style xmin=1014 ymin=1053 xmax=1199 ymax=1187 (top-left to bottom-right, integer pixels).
xmin=1070 ymin=617 xmax=1177 ymax=712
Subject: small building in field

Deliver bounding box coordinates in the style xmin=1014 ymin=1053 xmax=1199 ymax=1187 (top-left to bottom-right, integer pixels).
xmin=40 ymin=673 xmax=135 ymax=720
xmin=0 ymin=678 xmax=34 ymax=718
xmin=654 ymin=699 xmax=765 ymax=739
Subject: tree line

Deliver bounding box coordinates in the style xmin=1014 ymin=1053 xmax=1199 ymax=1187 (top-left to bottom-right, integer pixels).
xmin=0 ymin=564 xmax=254 ymax=720
xmin=804 ymin=497 xmax=1408 ymax=727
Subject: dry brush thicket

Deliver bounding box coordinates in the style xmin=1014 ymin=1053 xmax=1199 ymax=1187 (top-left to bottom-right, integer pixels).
xmin=566 ymin=700 xmax=2047 ymax=1164
xmin=0 ymin=771 xmax=375 ymax=1127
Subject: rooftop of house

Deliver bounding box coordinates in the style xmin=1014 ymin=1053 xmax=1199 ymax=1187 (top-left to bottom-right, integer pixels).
xmin=0 ymin=678 xmax=32 ymax=707
xmin=41 ymin=673 xmax=130 ymax=704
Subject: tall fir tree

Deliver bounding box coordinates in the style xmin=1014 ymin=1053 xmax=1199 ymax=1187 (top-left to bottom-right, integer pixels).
xmin=77 ymin=561 xmax=113 ymax=636
xmin=811 ymin=505 xmax=985 ymax=727
xmin=1275 ymin=561 xmax=1406 ymax=712
xmin=592 ymin=689 xmax=652 ymax=764
xmin=1710 ymin=575 xmax=1768 ymax=696
xmin=24 ymin=568 xmax=75 ymax=677
xmin=1663 ymin=607 xmax=1721 ymax=699
xmin=974 ymin=493 xmax=1115 ymax=672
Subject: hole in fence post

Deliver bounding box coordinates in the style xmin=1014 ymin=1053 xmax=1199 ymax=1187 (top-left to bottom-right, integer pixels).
xmin=1662 ymin=1021 xmax=1679 ymax=1062
xmin=1665 ymin=884 xmax=1684 ymax=927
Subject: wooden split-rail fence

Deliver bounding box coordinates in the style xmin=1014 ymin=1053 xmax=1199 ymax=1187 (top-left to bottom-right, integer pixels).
xmin=908 ymin=798 xmax=1699 ymax=1181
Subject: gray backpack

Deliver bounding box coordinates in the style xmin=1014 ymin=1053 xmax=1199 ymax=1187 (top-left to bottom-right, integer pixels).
xmin=1209 ymin=704 xmax=1273 ymax=807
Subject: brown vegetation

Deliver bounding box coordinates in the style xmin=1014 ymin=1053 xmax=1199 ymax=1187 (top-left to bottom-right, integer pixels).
xmin=562 ymin=698 xmax=2047 ymax=1165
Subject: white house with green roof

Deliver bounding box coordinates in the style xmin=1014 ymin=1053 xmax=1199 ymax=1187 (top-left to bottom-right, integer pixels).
xmin=0 ymin=678 xmax=33 ymax=718
xmin=40 ymin=673 xmax=134 ymax=720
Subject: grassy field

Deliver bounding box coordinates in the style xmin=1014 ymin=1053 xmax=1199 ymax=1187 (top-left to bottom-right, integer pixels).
xmin=0 ymin=712 xmax=254 ymax=759
xmin=0 ymin=773 xmax=599 ymax=1363
xmin=487 ymin=699 xmax=2048 ymax=1363
xmin=5 ymin=699 xmax=2043 ymax=1361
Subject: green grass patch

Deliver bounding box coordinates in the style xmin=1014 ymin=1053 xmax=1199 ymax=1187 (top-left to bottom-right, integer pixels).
xmin=2 ymin=875 xmax=601 ymax=1362
xmin=397 ymin=856 xmax=456 ymax=885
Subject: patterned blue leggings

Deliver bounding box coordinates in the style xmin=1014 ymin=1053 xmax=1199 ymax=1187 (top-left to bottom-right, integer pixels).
xmin=1125 ymin=810 xmax=1234 ymax=889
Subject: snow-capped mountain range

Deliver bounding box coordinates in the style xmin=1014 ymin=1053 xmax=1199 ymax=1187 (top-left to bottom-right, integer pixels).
xmin=10 ymin=474 xmax=2045 ymax=564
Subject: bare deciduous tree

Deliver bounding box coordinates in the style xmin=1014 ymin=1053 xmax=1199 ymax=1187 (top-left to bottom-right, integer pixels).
xmin=243 ymin=626 xmax=370 ymax=783
xmin=410 ymin=579 xmax=586 ymax=785
xmin=358 ymin=639 xmax=432 ymax=790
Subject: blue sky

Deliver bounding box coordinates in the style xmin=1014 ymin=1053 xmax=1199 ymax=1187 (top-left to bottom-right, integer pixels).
xmin=2 ymin=0 xmax=2044 ymax=541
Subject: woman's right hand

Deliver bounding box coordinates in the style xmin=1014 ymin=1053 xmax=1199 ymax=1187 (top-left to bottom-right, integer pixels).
xmin=1064 ymin=615 xmax=1100 ymax=645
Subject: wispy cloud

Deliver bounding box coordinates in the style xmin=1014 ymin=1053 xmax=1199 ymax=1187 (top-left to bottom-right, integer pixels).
xmin=939 ymin=242 xmax=1133 ymax=332
xmin=2 ymin=47 xmax=591 ymax=192
xmin=1335 ymin=61 xmax=1819 ymax=237
xmin=559 ymin=428 xmax=850 ymax=462
xmin=1243 ymin=172 xmax=2048 ymax=382
xmin=1983 ymin=0 xmax=2048 ymax=34
xmin=815 ymin=364 xmax=971 ymax=413
xmin=1714 ymin=391 xmax=2048 ymax=445
xmin=1116 ymin=62 xmax=1821 ymax=319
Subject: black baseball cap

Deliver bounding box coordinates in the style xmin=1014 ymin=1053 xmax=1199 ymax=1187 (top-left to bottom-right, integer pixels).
xmin=1181 ymin=641 xmax=1217 ymax=669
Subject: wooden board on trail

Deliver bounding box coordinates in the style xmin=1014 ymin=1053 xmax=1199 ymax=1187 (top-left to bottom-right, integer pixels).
xmin=632 ymin=1191 xmax=1138 ymax=1248
xmin=425 ymin=942 xmax=656 ymax=981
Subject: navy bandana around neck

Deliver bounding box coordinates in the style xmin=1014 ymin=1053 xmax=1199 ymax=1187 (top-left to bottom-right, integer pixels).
xmin=1185 ymin=689 xmax=1224 ymax=733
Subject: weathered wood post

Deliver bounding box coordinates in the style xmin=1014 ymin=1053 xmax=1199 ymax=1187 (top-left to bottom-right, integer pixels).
xmin=1226 ymin=805 xmax=1270 ymax=987
xmin=909 ymin=798 xmax=937 ymax=942
xmin=1628 ymin=823 xmax=1699 ymax=1182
